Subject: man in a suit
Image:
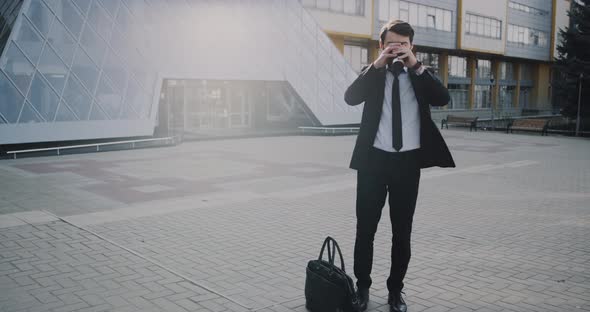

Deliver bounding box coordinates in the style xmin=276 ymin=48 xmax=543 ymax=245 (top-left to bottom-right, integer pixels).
xmin=344 ymin=20 xmax=455 ymax=312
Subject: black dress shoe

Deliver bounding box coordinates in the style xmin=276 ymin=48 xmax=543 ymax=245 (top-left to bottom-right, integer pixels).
xmin=358 ymin=287 xmax=369 ymax=311
xmin=388 ymin=291 xmax=407 ymax=312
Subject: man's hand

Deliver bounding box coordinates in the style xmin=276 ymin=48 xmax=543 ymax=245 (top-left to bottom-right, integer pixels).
xmin=393 ymin=45 xmax=418 ymax=68
xmin=373 ymin=46 xmax=398 ymax=69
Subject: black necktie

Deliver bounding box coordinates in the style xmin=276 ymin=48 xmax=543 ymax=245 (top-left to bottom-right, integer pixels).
xmin=388 ymin=62 xmax=404 ymax=151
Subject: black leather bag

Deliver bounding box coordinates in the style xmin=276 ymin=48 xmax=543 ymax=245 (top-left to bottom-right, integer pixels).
xmin=305 ymin=236 xmax=360 ymax=312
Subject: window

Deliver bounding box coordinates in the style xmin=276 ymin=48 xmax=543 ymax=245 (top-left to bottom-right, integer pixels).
xmin=344 ymin=44 xmax=368 ymax=73
xmin=499 ymin=62 xmax=514 ymax=80
xmin=416 ymin=52 xmax=439 ymax=76
xmin=499 ymin=85 xmax=515 ymax=108
xmin=380 ymin=1 xmax=452 ymax=32
xmin=448 ymin=84 xmax=469 ymax=109
xmin=476 ymin=59 xmax=491 ymax=79
xmin=508 ymin=1 xmax=548 ymax=16
xmin=507 ymin=24 xmax=548 ymax=47
xmin=474 ymin=85 xmax=491 ymax=108
xmin=519 ymin=87 xmax=532 ymax=108
xmin=520 ymin=63 xmax=533 ymax=81
xmin=302 ymin=0 xmax=365 ymax=16
xmin=465 ymin=13 xmax=501 ymax=39
xmin=448 ymin=56 xmax=468 ymax=78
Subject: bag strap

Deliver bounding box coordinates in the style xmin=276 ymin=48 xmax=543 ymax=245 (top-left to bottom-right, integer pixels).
xmin=318 ymin=236 xmax=333 ymax=264
xmin=318 ymin=236 xmax=346 ymax=272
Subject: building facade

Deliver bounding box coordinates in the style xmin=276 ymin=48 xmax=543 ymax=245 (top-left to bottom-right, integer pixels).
xmin=305 ymin=0 xmax=571 ymax=119
xmin=0 ymin=0 xmax=571 ymax=146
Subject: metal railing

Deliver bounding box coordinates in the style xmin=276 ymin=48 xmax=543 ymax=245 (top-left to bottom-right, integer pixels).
xmin=5 ymin=137 xmax=176 ymax=159
xmin=299 ymin=126 xmax=359 ymax=134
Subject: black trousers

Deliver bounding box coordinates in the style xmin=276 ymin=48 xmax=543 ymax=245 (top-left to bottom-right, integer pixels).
xmin=354 ymin=147 xmax=421 ymax=292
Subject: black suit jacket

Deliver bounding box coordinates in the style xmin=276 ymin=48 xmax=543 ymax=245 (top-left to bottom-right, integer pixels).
xmin=345 ymin=63 xmax=455 ymax=170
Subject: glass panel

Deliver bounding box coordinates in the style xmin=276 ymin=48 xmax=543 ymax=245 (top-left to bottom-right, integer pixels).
xmin=0 ymin=70 xmax=25 ymax=123
xmin=120 ymin=100 xmax=138 ymax=119
xmin=14 ymin=17 xmax=43 ymax=65
xmin=418 ymin=5 xmax=426 ymax=27
xmin=408 ymin=3 xmax=417 ymax=25
xmin=443 ymin=11 xmax=451 ymax=31
xmin=476 ymin=16 xmax=483 ymax=35
xmin=102 ymin=48 xmax=128 ymax=95
xmin=109 ymin=27 xmax=127 ymax=56
xmin=477 ymin=59 xmax=491 ymax=78
xmin=317 ymin=0 xmax=330 ymax=9
xmin=72 ymin=0 xmax=92 ymax=16
xmin=124 ymin=77 xmax=146 ymax=119
xmin=46 ymin=18 xmax=76 ymax=65
xmin=114 ymin=2 xmax=132 ymax=34
xmin=427 ymin=14 xmax=435 ymax=28
xmin=98 ymin=0 xmax=119 ymax=18
xmin=62 ymin=74 xmax=92 ymax=120
xmin=1 ymin=42 xmax=35 ymax=95
xmin=79 ymin=22 xmax=107 ymax=66
xmin=351 ymin=46 xmax=360 ymax=71
xmin=71 ymin=47 xmax=100 ymax=93
xmin=51 ymin=0 xmax=84 ymax=40
xmin=18 ymin=101 xmax=42 ymax=123
xmin=331 ymin=0 xmax=343 ymax=12
xmin=89 ymin=101 xmax=108 ymax=120
xmin=54 ymin=101 xmax=78 ymax=121
xmin=435 ymin=9 xmax=443 ymax=30
xmin=95 ymin=74 xmax=121 ymax=118
xmin=26 ymin=72 xmax=59 ymax=121
xmin=379 ymin=0 xmax=388 ymax=21
xmin=400 ymin=10 xmax=408 ymax=22
xmin=128 ymin=50 xmax=155 ymax=90
xmin=26 ymin=0 xmax=53 ymax=38
xmin=87 ymin=0 xmax=113 ymax=41
xmin=0 ymin=0 xmax=25 ymax=55
xmin=37 ymin=43 xmax=67 ymax=93
xmin=343 ymin=0 xmax=354 ymax=14
xmin=389 ymin=0 xmax=399 ymax=19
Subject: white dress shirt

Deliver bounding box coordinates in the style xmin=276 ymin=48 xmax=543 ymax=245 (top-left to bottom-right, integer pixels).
xmin=373 ymin=63 xmax=421 ymax=152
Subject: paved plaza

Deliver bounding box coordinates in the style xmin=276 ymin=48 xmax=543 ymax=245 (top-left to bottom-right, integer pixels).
xmin=0 ymin=130 xmax=589 ymax=312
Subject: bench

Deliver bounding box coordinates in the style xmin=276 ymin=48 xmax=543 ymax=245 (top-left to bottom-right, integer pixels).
xmin=441 ymin=115 xmax=478 ymax=132
xmin=506 ymin=118 xmax=550 ymax=136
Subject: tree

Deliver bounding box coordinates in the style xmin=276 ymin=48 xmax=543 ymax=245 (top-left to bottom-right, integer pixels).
xmin=554 ymin=0 xmax=590 ymax=119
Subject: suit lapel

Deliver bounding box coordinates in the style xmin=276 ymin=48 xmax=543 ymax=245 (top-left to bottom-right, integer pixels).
xmin=374 ymin=67 xmax=386 ymax=118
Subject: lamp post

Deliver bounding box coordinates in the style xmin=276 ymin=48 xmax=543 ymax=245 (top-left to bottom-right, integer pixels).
xmin=576 ymin=73 xmax=584 ymax=136
xmin=490 ymin=75 xmax=496 ymax=130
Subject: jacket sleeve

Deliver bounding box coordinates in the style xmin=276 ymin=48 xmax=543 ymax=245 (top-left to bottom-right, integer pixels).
xmin=415 ymin=69 xmax=451 ymax=107
xmin=344 ymin=64 xmax=380 ymax=106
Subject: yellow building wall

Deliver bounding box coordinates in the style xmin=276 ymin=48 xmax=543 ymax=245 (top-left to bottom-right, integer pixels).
xmin=328 ymin=34 xmax=345 ymax=54
xmin=533 ymin=64 xmax=552 ymax=109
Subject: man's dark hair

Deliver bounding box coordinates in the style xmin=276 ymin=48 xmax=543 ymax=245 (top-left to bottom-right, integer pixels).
xmin=379 ymin=20 xmax=414 ymax=44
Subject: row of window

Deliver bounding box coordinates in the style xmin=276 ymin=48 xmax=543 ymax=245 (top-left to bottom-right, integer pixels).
xmin=450 ymin=84 xmax=531 ymax=109
xmin=379 ymin=0 xmax=452 ymax=32
xmin=464 ymin=13 xmax=502 ymax=39
xmin=343 ymin=44 xmax=368 ymax=73
xmin=507 ymin=24 xmax=548 ymax=47
xmin=344 ymin=52 xmax=521 ymax=79
xmin=345 ymin=48 xmax=533 ymax=83
xmin=508 ymin=1 xmax=548 ymax=16
xmin=301 ymin=0 xmax=365 ymax=16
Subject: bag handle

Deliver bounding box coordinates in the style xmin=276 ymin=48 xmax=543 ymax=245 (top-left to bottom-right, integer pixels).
xmin=318 ymin=236 xmax=346 ymax=272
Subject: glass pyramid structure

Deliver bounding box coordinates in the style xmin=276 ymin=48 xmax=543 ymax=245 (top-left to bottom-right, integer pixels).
xmin=0 ymin=0 xmax=360 ymax=145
